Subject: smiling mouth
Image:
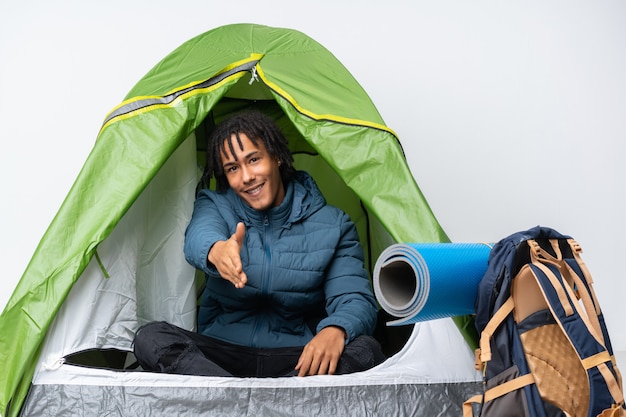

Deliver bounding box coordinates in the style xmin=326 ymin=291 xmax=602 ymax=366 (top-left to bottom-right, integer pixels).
xmin=245 ymin=183 xmax=264 ymax=195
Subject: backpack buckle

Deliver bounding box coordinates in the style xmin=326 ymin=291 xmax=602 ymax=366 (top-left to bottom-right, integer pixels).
xmin=528 ymin=240 xmax=541 ymax=255
xmin=569 ymin=239 xmax=583 ymax=254
xmin=474 ymin=348 xmax=483 ymax=371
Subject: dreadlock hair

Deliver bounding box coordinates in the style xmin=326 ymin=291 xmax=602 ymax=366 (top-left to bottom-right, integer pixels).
xmin=203 ymin=110 xmax=296 ymax=193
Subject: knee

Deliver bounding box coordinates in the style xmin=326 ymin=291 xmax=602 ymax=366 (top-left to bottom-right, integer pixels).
xmin=134 ymin=321 xmax=192 ymax=372
xmin=351 ymin=335 xmax=386 ymax=361
xmin=133 ymin=321 xmax=171 ymax=359
xmin=134 ymin=321 xmax=166 ymax=342
xmin=339 ymin=335 xmax=386 ymax=374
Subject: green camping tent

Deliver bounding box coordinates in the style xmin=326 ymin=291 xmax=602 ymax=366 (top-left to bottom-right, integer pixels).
xmin=0 ymin=24 xmax=477 ymax=416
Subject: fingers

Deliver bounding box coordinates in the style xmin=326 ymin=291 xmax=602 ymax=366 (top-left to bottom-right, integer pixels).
xmin=295 ymin=327 xmax=345 ymax=377
xmin=295 ymin=347 xmax=319 ymax=377
xmin=207 ymin=223 xmax=248 ymax=288
xmin=226 ymin=256 xmax=247 ymax=288
xmin=228 ymin=222 xmax=247 ymax=288
xmin=233 ymin=222 xmax=245 ymax=246
xmin=295 ymin=346 xmax=338 ymax=377
xmin=295 ymin=352 xmax=311 ymax=377
xmin=223 ymin=248 xmax=246 ymax=288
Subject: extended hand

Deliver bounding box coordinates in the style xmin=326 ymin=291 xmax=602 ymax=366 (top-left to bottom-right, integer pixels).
xmin=295 ymin=326 xmax=346 ymax=377
xmin=207 ymin=222 xmax=248 ymax=288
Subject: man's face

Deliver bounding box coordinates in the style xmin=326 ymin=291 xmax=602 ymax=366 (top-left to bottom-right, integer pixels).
xmin=221 ymin=133 xmax=285 ymax=211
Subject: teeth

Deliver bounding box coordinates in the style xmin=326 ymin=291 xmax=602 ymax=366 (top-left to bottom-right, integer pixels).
xmin=247 ymin=184 xmax=263 ymax=194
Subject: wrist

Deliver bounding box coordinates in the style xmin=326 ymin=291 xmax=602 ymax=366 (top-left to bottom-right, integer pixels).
xmin=327 ymin=325 xmax=347 ymax=339
xmin=207 ymin=240 xmax=223 ymax=265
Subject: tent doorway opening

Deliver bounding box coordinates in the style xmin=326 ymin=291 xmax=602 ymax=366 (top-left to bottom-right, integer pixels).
xmin=63 ymin=90 xmax=413 ymax=372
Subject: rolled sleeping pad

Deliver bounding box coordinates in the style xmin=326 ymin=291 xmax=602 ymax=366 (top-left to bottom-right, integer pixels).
xmin=373 ymin=242 xmax=492 ymax=326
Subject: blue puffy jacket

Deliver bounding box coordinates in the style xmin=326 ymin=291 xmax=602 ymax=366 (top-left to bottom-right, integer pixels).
xmin=184 ymin=171 xmax=378 ymax=348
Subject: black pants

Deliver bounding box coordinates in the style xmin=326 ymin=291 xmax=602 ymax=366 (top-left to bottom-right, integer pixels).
xmin=133 ymin=321 xmax=385 ymax=377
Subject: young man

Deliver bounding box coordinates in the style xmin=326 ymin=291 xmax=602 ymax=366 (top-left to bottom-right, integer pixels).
xmin=133 ymin=110 xmax=385 ymax=377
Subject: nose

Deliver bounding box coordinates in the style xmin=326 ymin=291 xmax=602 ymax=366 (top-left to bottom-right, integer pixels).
xmin=241 ymin=165 xmax=255 ymax=184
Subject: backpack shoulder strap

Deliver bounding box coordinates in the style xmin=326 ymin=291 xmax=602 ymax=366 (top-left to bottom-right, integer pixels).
xmin=478 ymin=296 xmax=514 ymax=363
xmin=526 ymin=239 xmax=624 ymax=411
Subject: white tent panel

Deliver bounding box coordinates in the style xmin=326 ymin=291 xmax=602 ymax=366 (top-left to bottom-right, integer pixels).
xmin=36 ymin=137 xmax=198 ymax=370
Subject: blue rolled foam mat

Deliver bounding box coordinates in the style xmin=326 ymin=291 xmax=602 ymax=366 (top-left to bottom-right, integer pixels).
xmin=373 ymin=243 xmax=492 ymax=326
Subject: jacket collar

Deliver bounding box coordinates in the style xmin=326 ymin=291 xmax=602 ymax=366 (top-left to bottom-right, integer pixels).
xmin=228 ymin=171 xmax=326 ymax=228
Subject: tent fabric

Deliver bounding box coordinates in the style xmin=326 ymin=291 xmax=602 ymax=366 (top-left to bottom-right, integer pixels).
xmin=21 ymin=383 xmax=481 ymax=417
xmin=0 ymin=23 xmax=477 ymax=416
xmin=21 ymin=319 xmax=481 ymax=417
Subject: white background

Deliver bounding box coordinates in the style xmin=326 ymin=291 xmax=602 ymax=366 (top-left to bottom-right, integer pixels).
xmin=1 ymin=1 xmax=624 ymax=357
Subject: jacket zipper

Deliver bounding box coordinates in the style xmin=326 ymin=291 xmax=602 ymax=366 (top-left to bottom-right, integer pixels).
xmin=251 ymin=214 xmax=272 ymax=348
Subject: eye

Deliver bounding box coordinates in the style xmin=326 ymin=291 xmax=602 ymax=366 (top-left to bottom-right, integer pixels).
xmin=249 ymin=157 xmax=260 ymax=164
xmin=225 ymin=165 xmax=238 ymax=173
